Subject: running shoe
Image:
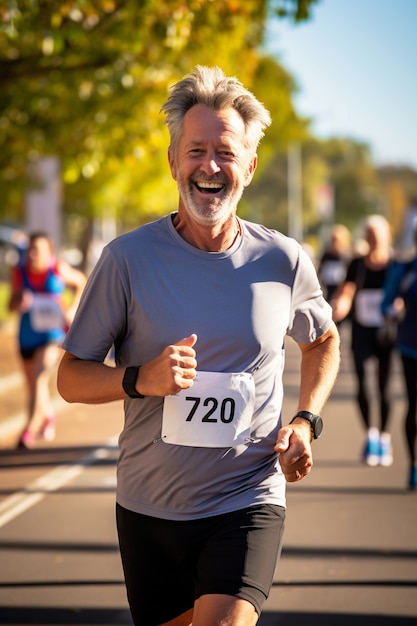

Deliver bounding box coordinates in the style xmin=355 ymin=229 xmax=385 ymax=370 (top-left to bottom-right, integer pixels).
xmin=363 ymin=435 xmax=380 ymax=467
xmin=379 ymin=433 xmax=393 ymax=467
xmin=18 ymin=429 xmax=35 ymax=449
xmin=41 ymin=416 xmax=56 ymax=442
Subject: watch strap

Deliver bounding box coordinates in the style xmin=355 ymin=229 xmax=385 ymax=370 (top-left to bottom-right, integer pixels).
xmin=289 ymin=410 xmax=322 ymax=439
xmin=122 ymin=366 xmax=145 ymax=398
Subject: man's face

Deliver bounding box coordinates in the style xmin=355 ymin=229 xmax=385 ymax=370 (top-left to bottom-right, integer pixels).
xmin=169 ymin=104 xmax=257 ymax=227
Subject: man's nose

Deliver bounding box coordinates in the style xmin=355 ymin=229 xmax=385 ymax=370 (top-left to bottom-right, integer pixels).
xmin=200 ymin=151 xmax=221 ymax=175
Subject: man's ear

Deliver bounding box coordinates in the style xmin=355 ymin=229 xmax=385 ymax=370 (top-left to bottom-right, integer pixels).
xmin=244 ymin=155 xmax=258 ymax=186
xmin=168 ymin=149 xmax=177 ymax=181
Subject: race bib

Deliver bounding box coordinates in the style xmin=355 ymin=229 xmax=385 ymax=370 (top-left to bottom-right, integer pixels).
xmin=162 ymin=371 xmax=255 ymax=448
xmin=355 ymin=289 xmax=384 ymax=327
xmin=30 ymin=294 xmax=65 ymax=332
xmin=320 ymin=260 xmax=346 ymax=285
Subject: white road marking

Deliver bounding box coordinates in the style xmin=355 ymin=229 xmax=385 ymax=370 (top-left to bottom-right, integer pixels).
xmin=0 ymin=439 xmax=118 ymax=529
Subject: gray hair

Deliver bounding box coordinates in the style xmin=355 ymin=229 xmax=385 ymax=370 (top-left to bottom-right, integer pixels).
xmin=160 ymin=65 xmax=271 ymax=155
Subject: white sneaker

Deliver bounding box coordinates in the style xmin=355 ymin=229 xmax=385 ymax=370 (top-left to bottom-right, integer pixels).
xmin=362 ymin=428 xmax=380 ymax=466
xmin=42 ymin=416 xmax=56 ymax=441
xmin=379 ymin=433 xmax=393 ymax=466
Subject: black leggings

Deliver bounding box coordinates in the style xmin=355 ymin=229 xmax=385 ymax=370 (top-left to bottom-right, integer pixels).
xmin=401 ymin=355 xmax=417 ymax=465
xmin=352 ymin=324 xmax=393 ymax=432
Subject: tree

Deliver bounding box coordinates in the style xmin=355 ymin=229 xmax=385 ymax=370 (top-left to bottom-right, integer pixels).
xmin=0 ymin=0 xmax=318 ymax=248
xmin=244 ymin=135 xmax=384 ymax=249
xmin=376 ymin=165 xmax=417 ymax=248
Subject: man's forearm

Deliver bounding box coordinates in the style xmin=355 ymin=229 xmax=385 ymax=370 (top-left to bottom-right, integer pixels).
xmin=297 ymin=322 xmax=341 ymax=414
xmin=57 ymin=353 xmax=126 ymax=404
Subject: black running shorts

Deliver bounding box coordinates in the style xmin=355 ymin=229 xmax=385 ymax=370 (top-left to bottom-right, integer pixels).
xmin=116 ymin=502 xmax=286 ymax=626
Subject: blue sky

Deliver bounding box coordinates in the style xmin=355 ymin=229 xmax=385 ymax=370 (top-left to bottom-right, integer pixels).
xmin=266 ymin=0 xmax=417 ymax=168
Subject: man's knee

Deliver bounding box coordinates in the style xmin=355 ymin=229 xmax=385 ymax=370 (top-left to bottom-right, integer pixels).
xmin=192 ymin=594 xmax=258 ymax=626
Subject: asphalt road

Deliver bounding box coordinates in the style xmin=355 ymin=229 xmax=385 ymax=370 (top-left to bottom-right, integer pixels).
xmin=0 ymin=322 xmax=416 ymax=625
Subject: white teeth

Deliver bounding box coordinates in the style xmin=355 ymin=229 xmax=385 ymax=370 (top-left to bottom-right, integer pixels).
xmin=197 ymin=181 xmax=224 ymax=189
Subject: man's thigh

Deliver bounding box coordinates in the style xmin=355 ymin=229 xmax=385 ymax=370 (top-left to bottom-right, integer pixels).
xmin=195 ymin=504 xmax=285 ymax=615
xmin=116 ymin=504 xmax=196 ymax=625
xmin=116 ymin=503 xmax=285 ymax=625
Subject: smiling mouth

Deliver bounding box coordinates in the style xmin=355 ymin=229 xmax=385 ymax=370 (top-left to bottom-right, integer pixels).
xmin=194 ymin=181 xmax=225 ymax=194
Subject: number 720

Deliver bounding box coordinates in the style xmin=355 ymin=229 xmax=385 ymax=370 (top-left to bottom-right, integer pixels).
xmin=185 ymin=396 xmax=236 ymax=424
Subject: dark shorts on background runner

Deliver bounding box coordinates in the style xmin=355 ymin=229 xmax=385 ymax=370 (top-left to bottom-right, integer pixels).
xmin=20 ymin=345 xmax=44 ymax=360
xmin=19 ymin=340 xmax=60 ymax=360
xmin=116 ymin=502 xmax=286 ymax=626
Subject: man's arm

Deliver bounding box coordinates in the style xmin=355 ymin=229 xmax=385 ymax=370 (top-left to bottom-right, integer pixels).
xmin=57 ymin=353 xmax=127 ymax=404
xmin=57 ymin=334 xmax=198 ymax=404
xmin=275 ymin=321 xmax=340 ymax=482
xmin=297 ymin=320 xmax=341 ymax=414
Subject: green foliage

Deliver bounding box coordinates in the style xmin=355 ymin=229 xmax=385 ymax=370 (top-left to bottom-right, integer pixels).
xmin=306 ymin=137 xmax=381 ymax=229
xmin=0 ymin=0 xmax=316 ymax=244
xmin=244 ymin=135 xmax=384 ymax=242
xmin=0 ymin=281 xmax=12 ymax=324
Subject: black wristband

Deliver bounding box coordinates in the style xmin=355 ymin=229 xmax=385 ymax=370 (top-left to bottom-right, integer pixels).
xmin=290 ymin=411 xmax=323 ymax=440
xmin=122 ymin=366 xmax=145 ymax=398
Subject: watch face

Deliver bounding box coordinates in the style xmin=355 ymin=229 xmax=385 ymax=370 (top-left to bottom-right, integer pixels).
xmin=313 ymin=416 xmax=323 ymax=438
xmin=290 ymin=411 xmax=323 ymax=439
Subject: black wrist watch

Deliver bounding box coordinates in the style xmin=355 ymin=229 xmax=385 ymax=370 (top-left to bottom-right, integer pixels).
xmin=289 ymin=410 xmax=323 ymax=439
xmin=122 ymin=366 xmax=145 ymax=398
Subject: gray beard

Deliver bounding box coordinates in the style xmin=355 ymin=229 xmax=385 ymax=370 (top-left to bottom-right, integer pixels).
xmin=179 ymin=183 xmax=244 ymax=227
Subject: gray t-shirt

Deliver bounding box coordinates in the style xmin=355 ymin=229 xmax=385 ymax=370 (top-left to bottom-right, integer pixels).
xmin=63 ymin=214 xmax=332 ymax=520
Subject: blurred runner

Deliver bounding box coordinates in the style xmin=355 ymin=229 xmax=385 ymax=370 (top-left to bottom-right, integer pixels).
xmin=382 ymin=219 xmax=417 ymax=489
xmin=318 ymin=224 xmax=352 ymax=303
xmin=8 ymin=231 xmax=86 ymax=448
xmin=331 ymin=215 xmax=395 ymax=467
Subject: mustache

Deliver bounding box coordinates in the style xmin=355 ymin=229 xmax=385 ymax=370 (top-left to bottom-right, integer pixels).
xmin=191 ymin=174 xmax=227 ymax=183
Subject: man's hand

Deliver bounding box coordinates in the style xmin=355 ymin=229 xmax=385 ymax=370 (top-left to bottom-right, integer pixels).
xmin=274 ymin=422 xmax=313 ymax=482
xmin=137 ymin=334 xmax=198 ymax=397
